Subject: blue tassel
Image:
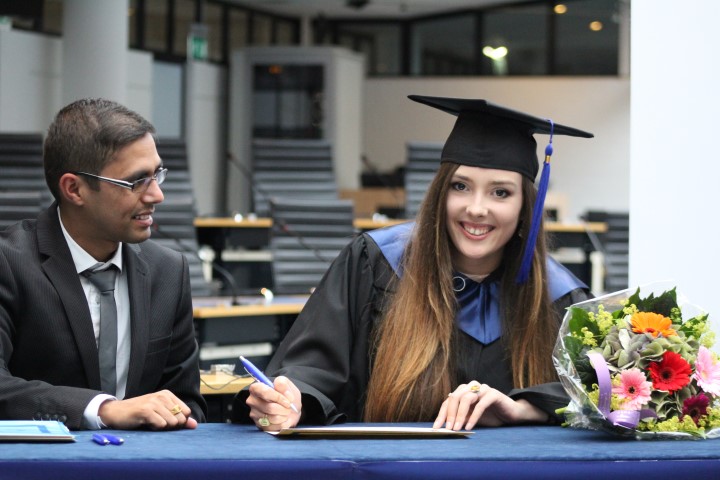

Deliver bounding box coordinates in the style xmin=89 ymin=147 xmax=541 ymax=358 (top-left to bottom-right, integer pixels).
xmin=516 ymin=121 xmax=554 ymax=284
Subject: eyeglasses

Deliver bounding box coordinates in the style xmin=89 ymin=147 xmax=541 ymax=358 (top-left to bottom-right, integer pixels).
xmin=73 ymin=168 xmax=168 ymax=193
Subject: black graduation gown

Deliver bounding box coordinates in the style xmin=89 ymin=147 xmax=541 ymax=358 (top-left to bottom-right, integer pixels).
xmin=232 ymin=231 xmax=592 ymax=425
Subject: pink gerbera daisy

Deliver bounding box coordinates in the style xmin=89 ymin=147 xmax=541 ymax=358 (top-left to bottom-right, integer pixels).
xmin=612 ymin=368 xmax=653 ymax=410
xmin=694 ymin=346 xmax=720 ymax=396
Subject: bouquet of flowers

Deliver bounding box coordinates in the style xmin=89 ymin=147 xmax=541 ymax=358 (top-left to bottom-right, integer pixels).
xmin=553 ymin=282 xmax=720 ymax=439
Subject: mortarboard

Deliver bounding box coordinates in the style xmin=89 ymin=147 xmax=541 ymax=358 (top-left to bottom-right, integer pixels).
xmin=408 ymin=94 xmax=594 ymax=283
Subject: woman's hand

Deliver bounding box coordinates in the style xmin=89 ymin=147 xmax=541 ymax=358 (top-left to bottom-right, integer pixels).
xmin=245 ymin=376 xmax=302 ymax=431
xmin=433 ymin=381 xmax=549 ymax=430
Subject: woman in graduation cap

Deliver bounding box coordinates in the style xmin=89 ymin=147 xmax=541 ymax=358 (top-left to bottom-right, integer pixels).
xmin=234 ymin=95 xmax=594 ymax=431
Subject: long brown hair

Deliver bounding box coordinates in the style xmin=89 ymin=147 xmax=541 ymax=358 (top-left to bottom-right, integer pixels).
xmin=364 ymin=162 xmax=555 ymax=422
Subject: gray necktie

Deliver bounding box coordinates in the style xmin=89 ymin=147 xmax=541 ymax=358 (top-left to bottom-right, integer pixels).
xmin=83 ymin=266 xmax=118 ymax=396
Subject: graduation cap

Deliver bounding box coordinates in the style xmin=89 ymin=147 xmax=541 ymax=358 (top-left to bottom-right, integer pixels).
xmin=408 ymin=94 xmax=594 ymax=283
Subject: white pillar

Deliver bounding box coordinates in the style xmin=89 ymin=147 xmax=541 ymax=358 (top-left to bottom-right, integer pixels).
xmin=630 ymin=1 xmax=720 ymax=339
xmin=62 ymin=0 xmax=128 ymax=104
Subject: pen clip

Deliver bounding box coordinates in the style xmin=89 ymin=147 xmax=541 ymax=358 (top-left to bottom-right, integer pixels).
xmin=92 ymin=433 xmax=109 ymax=446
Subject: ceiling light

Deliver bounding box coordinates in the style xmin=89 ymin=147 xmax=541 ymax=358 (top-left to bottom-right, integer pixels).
xmin=482 ymin=46 xmax=508 ymax=60
xmin=589 ymin=21 xmax=603 ymax=31
xmin=554 ymin=4 xmax=567 ymax=14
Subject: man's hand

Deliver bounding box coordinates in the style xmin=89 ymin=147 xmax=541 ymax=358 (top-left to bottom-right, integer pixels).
xmin=98 ymin=390 xmax=197 ymax=430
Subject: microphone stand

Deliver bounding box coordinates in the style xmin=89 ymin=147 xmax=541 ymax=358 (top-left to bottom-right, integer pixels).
xmin=151 ymin=223 xmax=242 ymax=305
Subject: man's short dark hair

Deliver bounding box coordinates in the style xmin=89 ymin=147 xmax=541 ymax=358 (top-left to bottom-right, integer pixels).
xmin=43 ymin=98 xmax=156 ymax=202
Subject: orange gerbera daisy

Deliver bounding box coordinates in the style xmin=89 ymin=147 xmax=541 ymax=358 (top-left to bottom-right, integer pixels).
xmin=631 ymin=311 xmax=677 ymax=338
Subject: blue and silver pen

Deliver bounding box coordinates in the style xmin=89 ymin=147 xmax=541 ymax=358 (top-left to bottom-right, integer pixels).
xmin=92 ymin=433 xmax=124 ymax=446
xmin=92 ymin=433 xmax=109 ymax=446
xmin=239 ymin=355 xmax=299 ymax=413
xmin=103 ymin=434 xmax=124 ymax=445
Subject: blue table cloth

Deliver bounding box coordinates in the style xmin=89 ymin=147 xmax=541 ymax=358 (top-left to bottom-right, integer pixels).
xmin=1 ymin=423 xmax=718 ymax=479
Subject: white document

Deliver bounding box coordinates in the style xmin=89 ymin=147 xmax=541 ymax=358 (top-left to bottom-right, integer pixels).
xmin=267 ymin=426 xmax=474 ymax=438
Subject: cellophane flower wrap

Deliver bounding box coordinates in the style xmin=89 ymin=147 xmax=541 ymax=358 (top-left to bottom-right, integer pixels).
xmin=553 ymin=282 xmax=720 ymax=439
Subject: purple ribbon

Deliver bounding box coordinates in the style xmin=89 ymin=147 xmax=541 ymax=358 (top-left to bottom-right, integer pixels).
xmin=586 ymin=352 xmax=657 ymax=429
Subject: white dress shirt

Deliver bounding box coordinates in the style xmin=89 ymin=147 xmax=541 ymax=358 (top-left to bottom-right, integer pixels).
xmin=57 ymin=208 xmax=131 ymax=429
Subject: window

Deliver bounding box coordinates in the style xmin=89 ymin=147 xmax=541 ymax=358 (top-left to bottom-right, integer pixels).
xmin=330 ymin=22 xmax=402 ymax=75
xmin=228 ymin=8 xmax=248 ymax=52
xmin=204 ymin=1 xmax=223 ymax=62
xmin=252 ymin=64 xmax=324 ymax=139
xmin=411 ymin=14 xmax=476 ymax=76
xmin=143 ymin=0 xmax=168 ymax=53
xmin=274 ymin=18 xmax=297 ymax=45
xmin=21 ymin=0 xmax=619 ymax=75
xmin=43 ymin=0 xmax=62 ymax=34
xmin=172 ymin=0 xmax=195 ymax=57
xmin=251 ymin=12 xmax=272 ymax=46
xmin=321 ymin=0 xmax=620 ymax=77
xmin=555 ymin=0 xmax=619 ymax=75
xmin=129 ymin=0 xmax=139 ymax=47
xmin=482 ymin=4 xmax=549 ymax=75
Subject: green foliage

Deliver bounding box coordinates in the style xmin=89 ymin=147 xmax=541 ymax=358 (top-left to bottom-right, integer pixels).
xmin=567 ymin=307 xmax=597 ymax=336
xmin=633 ymin=287 xmax=678 ymax=318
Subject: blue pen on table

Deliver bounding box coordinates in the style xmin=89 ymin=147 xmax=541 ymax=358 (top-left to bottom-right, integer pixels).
xmin=239 ymin=355 xmax=299 ymax=413
xmin=92 ymin=433 xmax=124 ymax=446
xmin=104 ymin=434 xmax=124 ymax=445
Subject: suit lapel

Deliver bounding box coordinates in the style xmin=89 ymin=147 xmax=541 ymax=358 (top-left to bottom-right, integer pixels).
xmin=37 ymin=205 xmax=101 ymax=389
xmin=124 ymin=243 xmax=150 ymax=397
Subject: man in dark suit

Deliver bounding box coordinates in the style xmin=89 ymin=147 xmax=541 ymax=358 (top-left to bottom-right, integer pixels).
xmin=0 ymin=98 xmax=206 ymax=430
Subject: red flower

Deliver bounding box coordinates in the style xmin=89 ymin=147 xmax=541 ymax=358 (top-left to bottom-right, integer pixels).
xmin=647 ymin=351 xmax=692 ymax=393
xmin=682 ymin=394 xmax=710 ymax=426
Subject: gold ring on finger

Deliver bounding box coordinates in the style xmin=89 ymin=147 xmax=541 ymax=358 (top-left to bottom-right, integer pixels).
xmin=169 ymin=404 xmax=183 ymax=415
xmin=469 ymin=384 xmax=481 ymax=393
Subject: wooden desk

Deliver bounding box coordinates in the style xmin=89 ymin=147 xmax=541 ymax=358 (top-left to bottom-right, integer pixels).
xmin=545 ymin=221 xmax=607 ymax=234
xmin=195 ymin=216 xmax=606 ymax=234
xmin=339 ymin=187 xmax=406 ymax=217
xmin=193 ymin=296 xmax=308 ymax=319
xmin=352 ymin=217 xmax=408 ymax=230
xmin=194 ymin=216 xmax=273 ymax=228
xmin=200 ymin=371 xmax=253 ymax=395
xmin=194 ymin=216 xmax=407 ymax=231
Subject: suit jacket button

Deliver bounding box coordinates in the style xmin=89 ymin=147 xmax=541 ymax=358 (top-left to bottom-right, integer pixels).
xmin=59 ymin=415 xmax=68 ymax=423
